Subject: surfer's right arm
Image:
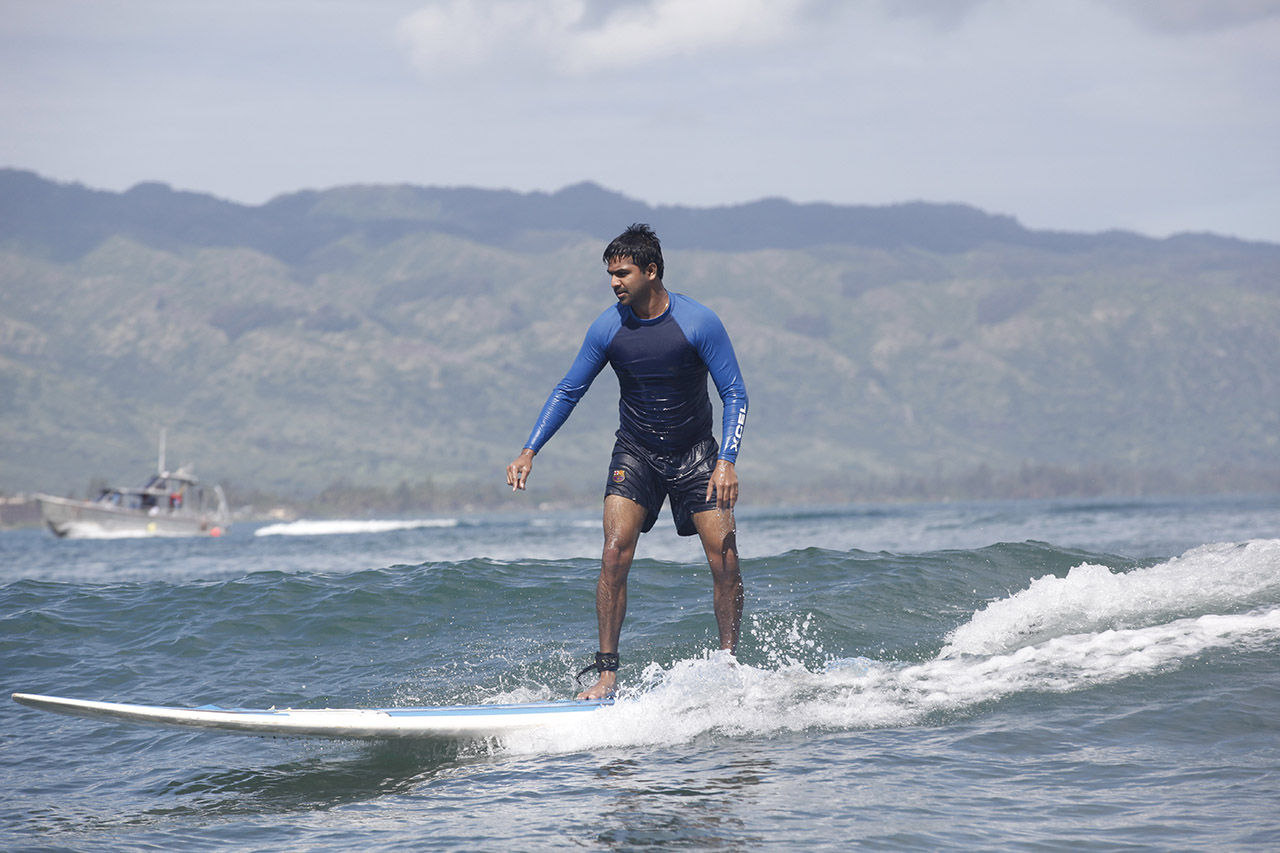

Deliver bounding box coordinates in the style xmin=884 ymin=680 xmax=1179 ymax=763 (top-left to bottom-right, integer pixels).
xmin=509 ymin=308 xmax=617 ymax=491
xmin=506 ymin=448 xmax=536 ymax=491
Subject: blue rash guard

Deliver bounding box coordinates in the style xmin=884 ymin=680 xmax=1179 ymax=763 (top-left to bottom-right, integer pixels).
xmin=524 ymin=292 xmax=748 ymax=463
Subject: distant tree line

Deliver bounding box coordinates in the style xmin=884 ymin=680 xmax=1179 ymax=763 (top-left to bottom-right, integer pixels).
xmin=217 ymin=462 xmax=1280 ymax=520
xmin=759 ymin=462 xmax=1280 ymax=506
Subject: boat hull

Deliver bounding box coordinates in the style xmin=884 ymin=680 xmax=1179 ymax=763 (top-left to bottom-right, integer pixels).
xmin=36 ymin=496 xmax=227 ymax=539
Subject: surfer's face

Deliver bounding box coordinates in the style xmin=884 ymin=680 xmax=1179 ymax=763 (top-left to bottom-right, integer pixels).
xmin=606 ymin=257 xmax=657 ymax=306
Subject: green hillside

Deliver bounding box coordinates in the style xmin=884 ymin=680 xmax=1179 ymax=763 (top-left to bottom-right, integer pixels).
xmin=2 ymin=169 xmax=1277 ymax=507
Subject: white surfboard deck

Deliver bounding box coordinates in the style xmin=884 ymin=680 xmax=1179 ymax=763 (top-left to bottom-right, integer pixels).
xmin=12 ymin=692 xmax=612 ymax=741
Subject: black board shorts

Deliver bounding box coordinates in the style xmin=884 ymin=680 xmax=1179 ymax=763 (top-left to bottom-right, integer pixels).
xmin=604 ymin=431 xmax=720 ymax=537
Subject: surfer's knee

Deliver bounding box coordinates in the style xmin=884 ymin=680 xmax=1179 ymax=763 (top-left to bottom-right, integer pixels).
xmin=703 ymin=531 xmax=738 ymax=570
xmin=600 ymin=537 xmax=634 ymax=579
xmin=707 ymin=541 xmax=741 ymax=584
xmin=710 ymin=560 xmax=741 ymax=588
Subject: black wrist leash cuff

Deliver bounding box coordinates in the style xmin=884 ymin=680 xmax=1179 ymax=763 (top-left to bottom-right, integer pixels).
xmin=575 ymin=652 xmax=620 ymax=685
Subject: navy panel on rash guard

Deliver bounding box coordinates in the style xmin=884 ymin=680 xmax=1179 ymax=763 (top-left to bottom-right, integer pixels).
xmin=524 ymin=293 xmax=748 ymax=462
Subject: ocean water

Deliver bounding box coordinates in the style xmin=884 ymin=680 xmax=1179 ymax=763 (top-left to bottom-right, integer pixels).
xmin=3 ymin=495 xmax=1279 ymax=851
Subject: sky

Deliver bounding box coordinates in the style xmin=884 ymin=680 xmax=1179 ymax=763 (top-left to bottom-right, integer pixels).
xmin=2 ymin=0 xmax=1278 ymax=242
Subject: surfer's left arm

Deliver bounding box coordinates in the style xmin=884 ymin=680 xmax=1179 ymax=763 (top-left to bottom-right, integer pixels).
xmin=691 ymin=306 xmax=747 ymax=510
xmin=705 ymin=459 xmax=739 ymax=510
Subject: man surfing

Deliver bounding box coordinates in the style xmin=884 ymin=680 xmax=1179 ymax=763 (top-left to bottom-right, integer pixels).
xmin=506 ymin=223 xmax=749 ymax=699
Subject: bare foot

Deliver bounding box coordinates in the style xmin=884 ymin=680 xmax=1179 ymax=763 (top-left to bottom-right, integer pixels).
xmin=576 ymin=671 xmax=617 ymax=700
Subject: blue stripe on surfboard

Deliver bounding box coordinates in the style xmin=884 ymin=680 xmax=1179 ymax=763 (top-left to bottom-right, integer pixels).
xmin=383 ymin=699 xmax=611 ymax=717
xmin=188 ymin=698 xmax=613 ymax=717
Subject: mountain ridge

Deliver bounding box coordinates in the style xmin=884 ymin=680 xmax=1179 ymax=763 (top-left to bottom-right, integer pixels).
xmin=8 ymin=167 xmax=1271 ymax=262
xmin=2 ymin=168 xmax=1277 ymax=505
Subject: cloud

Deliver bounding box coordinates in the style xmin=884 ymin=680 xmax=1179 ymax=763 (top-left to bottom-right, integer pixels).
xmin=1104 ymin=0 xmax=1280 ymax=33
xmin=396 ymin=0 xmax=578 ymax=75
xmin=397 ymin=0 xmax=810 ymax=76
xmin=398 ymin=0 xmax=1280 ymax=80
xmin=874 ymin=0 xmax=989 ymax=30
xmin=566 ymin=0 xmax=809 ymax=71
xmin=874 ymin=0 xmax=1280 ymax=34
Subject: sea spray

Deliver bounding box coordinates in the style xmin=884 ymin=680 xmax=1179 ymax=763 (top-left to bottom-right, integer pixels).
xmin=255 ymin=518 xmax=460 ymax=536
xmin=500 ymin=539 xmax=1280 ymax=754
xmin=942 ymin=538 xmax=1280 ymax=657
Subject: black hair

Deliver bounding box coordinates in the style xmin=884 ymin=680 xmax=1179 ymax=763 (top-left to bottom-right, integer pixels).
xmin=603 ymin=223 xmax=663 ymax=280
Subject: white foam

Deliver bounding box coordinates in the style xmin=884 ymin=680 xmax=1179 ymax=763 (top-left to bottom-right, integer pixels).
xmin=253 ymin=518 xmax=459 ymax=537
xmin=495 ymin=539 xmax=1280 ymax=755
xmin=497 ymin=607 xmax=1280 ymax=755
xmin=54 ymin=525 xmax=156 ymax=540
xmin=943 ymin=538 xmax=1280 ymax=657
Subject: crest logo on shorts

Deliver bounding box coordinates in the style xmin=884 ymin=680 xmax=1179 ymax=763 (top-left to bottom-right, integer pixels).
xmin=612 ymin=469 xmax=626 ymax=483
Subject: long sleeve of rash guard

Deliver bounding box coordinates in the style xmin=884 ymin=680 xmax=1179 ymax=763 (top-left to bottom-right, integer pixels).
xmin=678 ymin=298 xmax=748 ymax=463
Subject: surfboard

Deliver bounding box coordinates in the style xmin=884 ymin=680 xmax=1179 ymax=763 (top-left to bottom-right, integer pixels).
xmin=11 ymin=692 xmax=612 ymax=741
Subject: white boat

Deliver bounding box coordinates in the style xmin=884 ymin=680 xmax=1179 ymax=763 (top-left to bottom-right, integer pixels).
xmin=35 ymin=435 xmax=230 ymax=539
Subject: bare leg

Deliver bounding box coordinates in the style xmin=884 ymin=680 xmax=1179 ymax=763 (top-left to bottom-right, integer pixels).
xmin=578 ymin=494 xmax=646 ymax=699
xmin=693 ymin=508 xmax=743 ymax=652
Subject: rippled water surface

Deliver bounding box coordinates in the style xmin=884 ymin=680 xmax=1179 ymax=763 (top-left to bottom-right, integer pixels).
xmin=4 ymin=496 xmax=1279 ymax=850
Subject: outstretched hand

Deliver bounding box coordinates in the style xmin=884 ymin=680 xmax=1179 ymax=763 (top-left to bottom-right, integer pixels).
xmin=705 ymin=459 xmax=738 ymax=510
xmin=506 ymin=448 xmax=535 ymax=491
